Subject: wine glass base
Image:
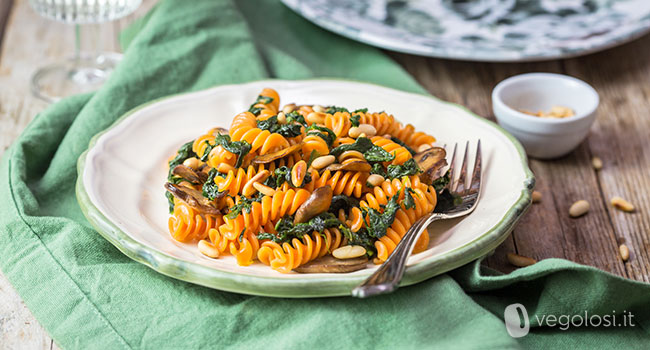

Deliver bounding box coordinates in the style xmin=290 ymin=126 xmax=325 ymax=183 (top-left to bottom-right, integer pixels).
xmin=31 ymin=52 xmax=123 ymax=103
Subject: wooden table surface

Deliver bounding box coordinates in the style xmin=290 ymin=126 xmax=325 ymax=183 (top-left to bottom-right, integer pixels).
xmin=1 ymin=0 xmax=649 ymax=347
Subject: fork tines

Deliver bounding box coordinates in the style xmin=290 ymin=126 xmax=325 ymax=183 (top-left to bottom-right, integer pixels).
xmin=447 ymin=140 xmax=482 ymax=195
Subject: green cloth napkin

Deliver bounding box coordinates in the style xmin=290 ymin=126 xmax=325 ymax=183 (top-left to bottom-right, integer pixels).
xmin=1 ymin=1 xmax=649 ymax=349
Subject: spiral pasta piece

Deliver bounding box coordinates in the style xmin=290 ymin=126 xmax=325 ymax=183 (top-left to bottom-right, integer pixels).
xmin=168 ymin=199 xmax=223 ymax=242
xmin=310 ymin=170 xmax=368 ymax=197
xmin=257 ymin=228 xmax=345 ymax=273
xmin=211 ymin=215 xmax=261 ymax=266
xmin=236 ymin=188 xmax=311 ymax=234
xmin=301 ymin=134 xmax=329 ymax=159
xmin=325 ymin=111 xmax=352 ymax=138
xmin=230 ymin=112 xmax=290 ymax=155
xmin=370 ymin=136 xmax=412 ymax=165
xmin=390 ymin=123 xmax=436 ymax=149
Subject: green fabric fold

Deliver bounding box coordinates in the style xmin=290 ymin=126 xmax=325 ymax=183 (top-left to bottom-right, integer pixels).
xmin=1 ymin=1 xmax=648 ymax=349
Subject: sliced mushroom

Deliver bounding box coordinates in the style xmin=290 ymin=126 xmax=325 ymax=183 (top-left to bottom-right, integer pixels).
xmin=294 ymin=255 xmax=369 ymax=273
xmin=172 ymin=164 xmax=208 ymax=184
xmin=164 ymin=183 xmax=221 ymax=215
xmin=294 ymin=186 xmax=333 ymax=223
xmin=324 ymin=160 xmax=371 ymax=172
xmin=413 ymin=147 xmax=447 ymax=185
xmin=252 ymin=144 xmax=302 ymax=164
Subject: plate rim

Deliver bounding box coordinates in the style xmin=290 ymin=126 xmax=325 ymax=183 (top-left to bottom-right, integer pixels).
xmin=76 ymin=78 xmax=535 ymax=297
xmin=280 ymin=0 xmax=650 ymax=62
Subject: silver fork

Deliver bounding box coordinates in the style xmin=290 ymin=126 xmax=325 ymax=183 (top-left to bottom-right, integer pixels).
xmin=351 ymin=140 xmax=483 ymax=298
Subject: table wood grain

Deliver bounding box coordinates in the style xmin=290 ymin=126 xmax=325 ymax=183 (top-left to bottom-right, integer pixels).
xmin=1 ymin=0 xmax=649 ymax=347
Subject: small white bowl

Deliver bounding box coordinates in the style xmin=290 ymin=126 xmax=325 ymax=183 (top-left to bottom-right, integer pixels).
xmin=492 ymin=73 xmax=599 ymax=159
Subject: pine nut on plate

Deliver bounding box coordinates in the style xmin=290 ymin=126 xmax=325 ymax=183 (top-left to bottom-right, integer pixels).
xmin=311 ymin=155 xmax=335 ymax=169
xmin=333 ymin=245 xmax=366 ymax=259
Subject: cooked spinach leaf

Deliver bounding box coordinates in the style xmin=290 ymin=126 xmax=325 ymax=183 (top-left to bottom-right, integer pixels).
xmin=165 ymin=192 xmax=175 ymax=214
xmin=166 ymin=141 xmax=197 ymax=212
xmin=329 ymin=195 xmax=360 ymax=213
xmin=256 ymin=115 xmax=304 ymax=138
xmin=386 ymin=158 xmax=421 ymax=179
xmin=168 ymin=141 xmax=196 ymax=178
xmin=370 ymin=163 xmax=387 ymax=178
xmin=285 ymin=111 xmax=307 ymax=126
xmin=257 ymin=213 xmax=342 ymax=243
xmin=238 ymin=228 xmax=246 ymax=242
xmin=306 ymin=125 xmax=336 ymax=147
xmin=248 ymin=95 xmax=274 ymax=115
xmin=404 ymin=187 xmax=417 ymax=210
xmin=329 ymin=137 xmax=395 ymax=163
xmin=202 ymin=168 xmax=227 ymax=200
xmin=432 ymin=170 xmax=451 ymax=193
xmin=226 ymin=193 xmax=263 ymax=219
xmin=269 ymin=165 xmax=311 ymax=188
xmin=434 ymin=188 xmax=463 ymax=213
xmin=325 ymin=106 xmax=349 ymax=114
xmin=350 ymin=114 xmax=361 ymax=127
xmin=212 ymin=134 xmax=251 ymax=168
xmin=362 ymin=191 xmax=402 ymax=238
xmin=364 ymin=146 xmax=395 ymax=163
xmin=339 ymin=226 xmax=375 ymax=257
xmin=353 ymin=108 xmax=368 ymax=114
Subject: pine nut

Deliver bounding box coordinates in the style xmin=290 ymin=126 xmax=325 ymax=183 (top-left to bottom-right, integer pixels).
xmin=338 ymin=150 xmax=364 ymax=162
xmin=532 ymin=191 xmax=542 ymax=203
xmin=619 ymin=244 xmax=630 ymax=262
xmin=307 ymin=112 xmax=326 ymax=124
xmin=312 ymin=104 xmax=325 ymax=113
xmin=198 ymin=240 xmax=219 ymax=258
xmin=569 ymin=200 xmax=590 ymax=217
xmin=277 ymin=112 xmax=286 ymax=123
xmin=507 ymin=253 xmax=536 ymax=267
xmin=367 ymin=174 xmax=385 ymax=187
xmin=242 ymin=170 xmax=270 ymax=197
xmin=332 ymin=245 xmax=366 ymax=259
xmin=311 ymin=155 xmax=335 ymax=169
xmin=611 ymin=196 xmax=635 ymax=212
xmin=418 ymin=144 xmax=433 ymax=152
xmin=348 ymin=124 xmax=376 ymax=138
xmin=358 ymin=133 xmax=367 ymax=138
xmin=253 ymin=182 xmax=276 ymax=197
xmin=592 ymin=156 xmax=603 ymax=170
xmin=282 ymin=103 xmax=296 ymax=114
xmin=182 ymin=157 xmax=200 ymax=169
xmin=217 ymin=163 xmax=235 ymax=174
xmin=291 ymin=160 xmax=307 ymax=187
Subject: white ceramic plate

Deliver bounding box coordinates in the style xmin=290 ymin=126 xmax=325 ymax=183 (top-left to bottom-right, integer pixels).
xmin=282 ymin=0 xmax=650 ymax=62
xmin=76 ymin=79 xmax=534 ymax=297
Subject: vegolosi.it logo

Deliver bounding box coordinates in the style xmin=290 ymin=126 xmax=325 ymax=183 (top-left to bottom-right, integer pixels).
xmin=504 ymin=303 xmax=530 ymax=338
xmin=504 ymin=303 xmax=635 ymax=337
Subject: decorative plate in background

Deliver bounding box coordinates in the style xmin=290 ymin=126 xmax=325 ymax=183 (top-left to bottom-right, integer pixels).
xmin=282 ymin=0 xmax=650 ymax=62
xmin=77 ymin=80 xmax=534 ymax=297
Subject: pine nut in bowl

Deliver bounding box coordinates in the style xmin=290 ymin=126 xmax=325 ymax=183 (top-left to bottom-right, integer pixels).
xmin=492 ymin=73 xmax=599 ymax=159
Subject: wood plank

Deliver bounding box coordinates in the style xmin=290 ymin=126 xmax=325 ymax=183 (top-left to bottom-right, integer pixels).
xmin=563 ymin=35 xmax=650 ymax=282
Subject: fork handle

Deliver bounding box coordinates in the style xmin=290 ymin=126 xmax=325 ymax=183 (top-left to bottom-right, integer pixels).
xmin=351 ymin=213 xmax=440 ymax=298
